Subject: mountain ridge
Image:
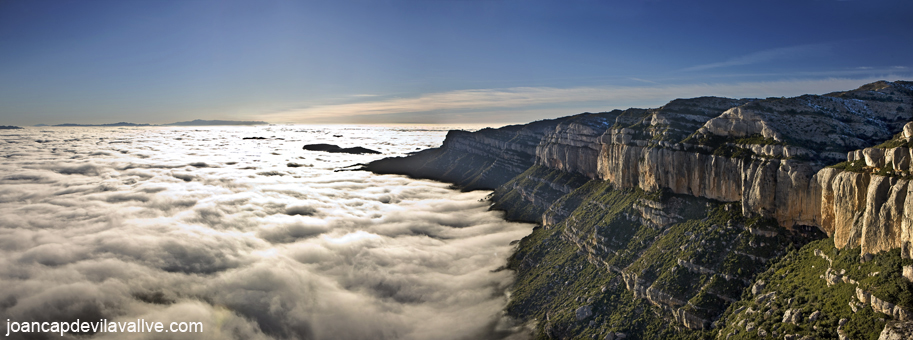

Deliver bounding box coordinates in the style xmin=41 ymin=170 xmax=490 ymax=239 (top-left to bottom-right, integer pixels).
xmin=32 ymin=119 xmax=269 ymax=127
xmin=364 ymin=80 xmax=913 ymax=339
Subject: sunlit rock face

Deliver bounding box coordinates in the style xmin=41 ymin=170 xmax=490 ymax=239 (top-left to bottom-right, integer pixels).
xmin=597 ymin=141 xmax=823 ymax=228
xmin=594 ymin=81 xmax=913 ymax=238
xmin=0 ymin=125 xmax=533 ymax=340
xmin=816 ymin=168 xmax=913 ymax=256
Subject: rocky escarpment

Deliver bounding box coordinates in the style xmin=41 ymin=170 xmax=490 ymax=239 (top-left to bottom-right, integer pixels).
xmin=598 ymin=139 xmax=823 ymax=228
xmin=816 ymin=127 xmax=913 ymax=257
xmin=364 ymin=118 xmax=566 ymax=190
xmin=537 ymin=97 xmax=750 ymax=178
xmin=535 ymin=112 xmax=614 ymax=178
xmin=532 ymin=82 xmax=913 ymax=240
xmin=502 ymin=178 xmax=815 ymax=338
xmin=592 ymin=81 xmax=913 ymax=250
xmin=365 ymin=80 xmax=913 ymax=339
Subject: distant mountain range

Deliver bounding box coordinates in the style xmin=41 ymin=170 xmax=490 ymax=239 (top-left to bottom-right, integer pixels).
xmin=32 ymin=119 xmax=268 ymax=127
xmin=50 ymin=122 xmax=153 ymax=127
xmin=164 ymin=119 xmax=269 ymax=126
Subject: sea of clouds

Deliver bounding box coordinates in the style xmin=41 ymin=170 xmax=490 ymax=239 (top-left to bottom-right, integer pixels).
xmin=0 ymin=125 xmax=533 ymax=340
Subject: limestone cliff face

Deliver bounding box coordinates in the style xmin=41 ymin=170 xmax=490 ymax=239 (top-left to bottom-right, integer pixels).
xmin=698 ymin=81 xmax=913 ymax=163
xmin=596 ymin=138 xmax=822 ymax=228
xmin=441 ymin=120 xmax=563 ymax=178
xmin=366 ymin=80 xmax=913 ymax=336
xmin=816 ymin=167 xmax=912 ymax=256
xmin=591 ymin=81 xmax=913 ymax=256
xmin=535 ymin=114 xmax=611 ymax=178
xmin=369 ymin=80 xmax=913 ymax=256
xmin=536 ymin=97 xmax=750 ymax=178
xmin=364 ymin=118 xmax=566 ymax=190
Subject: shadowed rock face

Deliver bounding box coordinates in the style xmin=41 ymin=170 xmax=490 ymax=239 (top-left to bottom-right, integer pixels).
xmin=364 ymin=118 xmax=568 ymax=191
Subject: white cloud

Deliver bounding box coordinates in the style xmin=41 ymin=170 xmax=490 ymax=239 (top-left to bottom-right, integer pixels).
xmin=0 ymin=126 xmax=531 ymax=340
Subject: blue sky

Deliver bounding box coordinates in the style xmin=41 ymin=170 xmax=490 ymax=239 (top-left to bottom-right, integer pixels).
xmin=1 ymin=0 xmax=911 ymax=125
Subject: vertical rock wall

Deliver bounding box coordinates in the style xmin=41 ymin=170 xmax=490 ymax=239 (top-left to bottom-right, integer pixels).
xmin=817 ymin=168 xmax=911 ymax=256
xmin=594 ymin=130 xmax=822 ymax=229
xmin=590 ymin=127 xmax=913 ymax=256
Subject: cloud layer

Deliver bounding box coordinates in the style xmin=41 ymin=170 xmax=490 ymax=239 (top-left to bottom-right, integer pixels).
xmin=0 ymin=126 xmax=532 ymax=339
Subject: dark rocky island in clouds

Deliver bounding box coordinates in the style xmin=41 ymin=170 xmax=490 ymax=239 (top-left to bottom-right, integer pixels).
xmin=366 ymin=80 xmax=913 ymax=339
xmin=302 ymin=143 xmax=382 ymax=155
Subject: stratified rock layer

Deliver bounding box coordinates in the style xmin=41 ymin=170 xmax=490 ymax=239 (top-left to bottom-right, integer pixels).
xmin=364 ymin=80 xmax=913 ymax=336
xmin=367 ymin=80 xmax=913 ymax=255
xmin=589 ymin=81 xmax=913 ymax=256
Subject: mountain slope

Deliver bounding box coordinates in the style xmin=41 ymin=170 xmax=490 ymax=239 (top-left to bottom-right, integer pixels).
xmin=364 ymin=80 xmax=913 ymax=339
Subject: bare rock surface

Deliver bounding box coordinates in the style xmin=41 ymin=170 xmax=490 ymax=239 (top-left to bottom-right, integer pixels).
xmin=879 ymin=320 xmax=913 ymax=340
xmin=576 ymin=305 xmax=593 ymax=320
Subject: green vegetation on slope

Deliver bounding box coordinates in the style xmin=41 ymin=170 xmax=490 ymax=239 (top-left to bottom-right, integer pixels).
xmin=502 ymin=177 xmax=822 ymax=339
xmin=875 ymin=127 xmax=913 ymax=149
xmin=715 ymin=239 xmax=913 ymax=340
xmin=491 ymin=165 xmax=590 ymax=223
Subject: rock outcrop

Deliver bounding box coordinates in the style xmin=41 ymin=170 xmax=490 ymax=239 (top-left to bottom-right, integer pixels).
xmin=879 ymin=320 xmax=913 ymax=340
xmin=575 ymin=305 xmax=593 ymax=320
xmin=364 ymin=80 xmax=913 ymax=336
xmin=368 ymin=82 xmax=913 ymax=246
xmin=536 ymin=113 xmax=613 ymax=178
xmin=365 ymin=119 xmax=565 ymax=190
xmin=589 ymin=81 xmax=913 ymax=256
xmin=596 ymin=138 xmax=822 ymax=228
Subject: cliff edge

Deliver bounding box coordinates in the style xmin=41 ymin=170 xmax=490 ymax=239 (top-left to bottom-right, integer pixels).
xmin=364 ymin=80 xmax=913 ymax=339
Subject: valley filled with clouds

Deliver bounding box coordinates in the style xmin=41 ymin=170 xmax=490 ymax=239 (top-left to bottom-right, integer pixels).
xmin=0 ymin=126 xmax=532 ymax=340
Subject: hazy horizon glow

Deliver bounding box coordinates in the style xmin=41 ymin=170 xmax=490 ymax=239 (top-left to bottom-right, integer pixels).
xmin=1 ymin=1 xmax=912 ymax=126
xmin=262 ymin=76 xmax=913 ymax=124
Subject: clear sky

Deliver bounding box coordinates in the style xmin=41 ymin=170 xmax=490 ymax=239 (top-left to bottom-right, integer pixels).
xmin=1 ymin=0 xmax=911 ymax=126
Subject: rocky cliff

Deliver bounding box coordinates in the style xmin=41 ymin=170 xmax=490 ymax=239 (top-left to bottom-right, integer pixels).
xmin=596 ymin=82 xmax=913 ymax=260
xmin=364 ymin=80 xmax=913 ymax=339
xmin=365 ymin=118 xmax=565 ymax=190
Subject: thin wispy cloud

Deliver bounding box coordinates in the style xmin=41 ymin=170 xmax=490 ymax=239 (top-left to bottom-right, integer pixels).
xmin=680 ymin=43 xmax=832 ymax=72
xmin=262 ymin=76 xmax=909 ymax=124
xmin=629 ymin=77 xmax=658 ymax=84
